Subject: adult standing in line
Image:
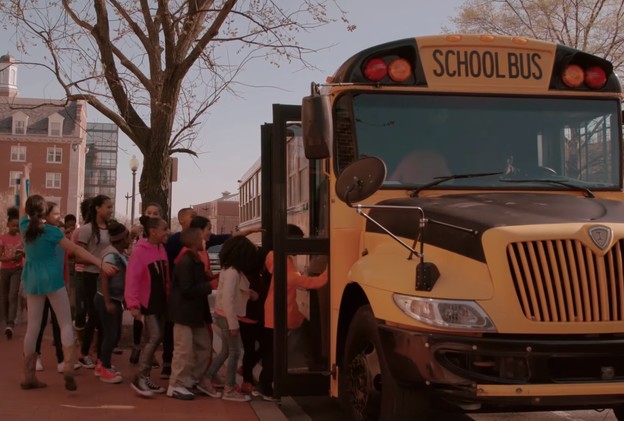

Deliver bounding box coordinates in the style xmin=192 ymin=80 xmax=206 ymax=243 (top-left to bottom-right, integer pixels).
xmin=17 ymin=164 xmax=116 ymax=391
xmin=76 ymin=195 xmax=114 ymax=369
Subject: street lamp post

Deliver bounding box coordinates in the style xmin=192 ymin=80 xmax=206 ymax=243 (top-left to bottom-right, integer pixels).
xmin=124 ymin=193 xmax=132 ymax=220
xmin=129 ymin=155 xmax=139 ymax=226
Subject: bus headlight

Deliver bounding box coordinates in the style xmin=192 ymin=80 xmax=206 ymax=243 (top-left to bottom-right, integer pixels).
xmin=393 ymin=294 xmax=496 ymax=332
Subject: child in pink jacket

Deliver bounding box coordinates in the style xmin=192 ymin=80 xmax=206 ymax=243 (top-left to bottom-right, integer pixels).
xmin=125 ymin=216 xmax=169 ymax=397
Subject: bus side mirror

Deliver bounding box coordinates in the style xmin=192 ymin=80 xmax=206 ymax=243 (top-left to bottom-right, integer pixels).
xmin=302 ymin=95 xmax=331 ymax=159
xmin=335 ymin=156 xmax=386 ymax=205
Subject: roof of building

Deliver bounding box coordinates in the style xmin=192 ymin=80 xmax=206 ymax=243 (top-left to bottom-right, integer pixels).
xmin=0 ymin=54 xmax=15 ymax=63
xmin=0 ymin=97 xmax=84 ymax=137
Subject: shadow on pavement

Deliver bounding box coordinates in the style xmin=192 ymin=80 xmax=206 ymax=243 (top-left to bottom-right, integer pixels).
xmin=283 ymin=396 xmax=477 ymax=421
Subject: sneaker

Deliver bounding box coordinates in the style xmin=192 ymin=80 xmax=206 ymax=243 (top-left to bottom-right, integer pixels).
xmin=144 ymin=376 xmax=165 ymax=393
xmin=5 ymin=326 xmax=13 ymax=339
xmin=131 ymin=375 xmax=154 ymax=397
xmin=211 ymin=378 xmax=225 ymax=389
xmin=261 ymin=394 xmax=280 ymax=402
xmin=112 ymin=347 xmax=123 ymax=355
xmin=35 ymin=355 xmax=44 ymax=372
xmin=195 ymin=382 xmax=222 ymax=398
xmin=160 ymin=363 xmax=171 ymax=379
xmin=94 ymin=360 xmax=103 ymax=377
xmin=222 ymin=386 xmax=251 ymax=402
xmin=240 ymin=382 xmax=253 ymax=394
xmin=129 ymin=347 xmax=140 ymax=365
xmin=166 ymin=385 xmax=194 ymax=400
xmin=78 ymin=355 xmax=96 ymax=369
xmin=252 ymin=387 xmax=279 ymax=402
xmin=152 ymin=360 xmax=160 ymax=369
xmin=99 ymin=367 xmax=123 ymax=384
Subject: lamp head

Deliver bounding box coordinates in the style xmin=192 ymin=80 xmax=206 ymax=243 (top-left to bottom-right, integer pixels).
xmin=129 ymin=154 xmax=140 ymax=172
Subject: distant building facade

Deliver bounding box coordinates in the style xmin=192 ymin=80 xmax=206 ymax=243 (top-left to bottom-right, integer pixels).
xmin=0 ymin=54 xmax=88 ymax=219
xmin=192 ymin=191 xmax=240 ymax=235
xmin=85 ymin=122 xmax=118 ymax=202
xmin=238 ymin=158 xmax=262 ymax=245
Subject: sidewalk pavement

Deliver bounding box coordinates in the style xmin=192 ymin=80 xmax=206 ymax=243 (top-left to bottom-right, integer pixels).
xmin=0 ymin=320 xmax=287 ymax=421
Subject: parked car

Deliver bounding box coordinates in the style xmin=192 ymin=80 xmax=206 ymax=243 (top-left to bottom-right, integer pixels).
xmin=208 ymin=244 xmax=222 ymax=274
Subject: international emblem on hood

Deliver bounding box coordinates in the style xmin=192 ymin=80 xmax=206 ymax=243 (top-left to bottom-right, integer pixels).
xmin=588 ymin=226 xmax=612 ymax=250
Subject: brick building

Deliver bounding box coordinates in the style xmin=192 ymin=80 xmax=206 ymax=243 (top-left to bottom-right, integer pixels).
xmin=0 ymin=54 xmax=88 ymax=220
xmin=192 ymin=191 xmax=240 ymax=235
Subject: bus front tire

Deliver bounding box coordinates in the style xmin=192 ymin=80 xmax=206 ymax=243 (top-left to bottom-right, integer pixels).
xmin=339 ymin=305 xmax=431 ymax=421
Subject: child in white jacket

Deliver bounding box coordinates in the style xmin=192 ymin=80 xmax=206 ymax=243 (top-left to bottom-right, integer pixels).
xmin=201 ymin=236 xmax=259 ymax=402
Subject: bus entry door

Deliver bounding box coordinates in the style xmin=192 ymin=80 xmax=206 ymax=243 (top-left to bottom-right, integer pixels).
xmin=261 ymin=104 xmax=330 ymax=397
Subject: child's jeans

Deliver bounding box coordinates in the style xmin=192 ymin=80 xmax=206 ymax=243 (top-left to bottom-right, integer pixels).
xmin=170 ymin=323 xmax=212 ymax=388
xmin=139 ymin=313 xmax=164 ymax=376
xmin=204 ymin=314 xmax=242 ymax=387
xmin=94 ymin=294 xmax=122 ymax=368
xmin=0 ymin=268 xmax=22 ymax=327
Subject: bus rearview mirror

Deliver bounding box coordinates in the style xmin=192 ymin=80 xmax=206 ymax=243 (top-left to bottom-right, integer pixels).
xmin=302 ymin=95 xmax=331 ymax=159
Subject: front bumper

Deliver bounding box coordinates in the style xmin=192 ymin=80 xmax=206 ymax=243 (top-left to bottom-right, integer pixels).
xmin=378 ymin=323 xmax=624 ymax=409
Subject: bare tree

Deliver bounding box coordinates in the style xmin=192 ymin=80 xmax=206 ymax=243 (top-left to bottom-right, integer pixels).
xmin=447 ymin=0 xmax=624 ymax=72
xmin=0 ymin=0 xmax=352 ymax=219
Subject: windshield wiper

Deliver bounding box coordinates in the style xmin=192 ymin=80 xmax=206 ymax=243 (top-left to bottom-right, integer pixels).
xmin=500 ymin=178 xmax=595 ymax=198
xmin=410 ymin=172 xmax=503 ymax=197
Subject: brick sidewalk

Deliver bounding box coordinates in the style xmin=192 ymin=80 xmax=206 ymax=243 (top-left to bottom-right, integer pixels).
xmin=0 ymin=322 xmax=282 ymax=421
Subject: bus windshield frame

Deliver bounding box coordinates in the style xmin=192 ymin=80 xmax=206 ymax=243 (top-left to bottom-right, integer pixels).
xmin=342 ymin=92 xmax=622 ymax=191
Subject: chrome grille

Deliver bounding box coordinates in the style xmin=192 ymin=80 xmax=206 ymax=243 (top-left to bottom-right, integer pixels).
xmin=507 ymin=240 xmax=624 ymax=322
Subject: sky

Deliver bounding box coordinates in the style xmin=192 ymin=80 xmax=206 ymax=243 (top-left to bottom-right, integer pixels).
xmin=0 ymin=0 xmax=465 ymax=219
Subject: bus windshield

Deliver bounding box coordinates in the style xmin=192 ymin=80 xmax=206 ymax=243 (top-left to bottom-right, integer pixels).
xmin=351 ymin=93 xmax=621 ymax=190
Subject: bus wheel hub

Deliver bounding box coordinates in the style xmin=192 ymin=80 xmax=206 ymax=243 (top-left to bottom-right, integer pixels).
xmin=348 ymin=347 xmax=382 ymax=417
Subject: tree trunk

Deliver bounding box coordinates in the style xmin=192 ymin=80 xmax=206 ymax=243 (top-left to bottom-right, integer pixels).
xmin=138 ymin=137 xmax=171 ymax=223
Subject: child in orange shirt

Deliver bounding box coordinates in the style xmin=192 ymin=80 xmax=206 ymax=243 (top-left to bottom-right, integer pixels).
xmin=255 ymin=224 xmax=328 ymax=401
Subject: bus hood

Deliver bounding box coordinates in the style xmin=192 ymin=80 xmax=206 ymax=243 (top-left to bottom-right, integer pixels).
xmin=366 ymin=193 xmax=624 ymax=263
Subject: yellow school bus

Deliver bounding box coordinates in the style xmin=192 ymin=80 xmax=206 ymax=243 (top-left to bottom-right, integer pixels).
xmin=260 ymin=34 xmax=624 ymax=420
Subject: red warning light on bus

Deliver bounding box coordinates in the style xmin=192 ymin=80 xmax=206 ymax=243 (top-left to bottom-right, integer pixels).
xmin=585 ymin=66 xmax=607 ymax=89
xmin=363 ymin=58 xmax=388 ymax=82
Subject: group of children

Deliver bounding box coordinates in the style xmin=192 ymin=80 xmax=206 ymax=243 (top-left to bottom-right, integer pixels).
xmin=0 ymin=164 xmax=329 ymax=404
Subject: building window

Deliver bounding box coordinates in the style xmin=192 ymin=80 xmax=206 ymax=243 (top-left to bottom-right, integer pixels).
xmin=12 ymin=118 xmax=27 ymax=135
xmin=9 ymin=171 xmax=22 ymax=187
xmin=10 ymin=145 xmax=26 ymax=162
xmin=48 ymin=113 xmax=64 ymax=137
xmin=45 ymin=172 xmax=62 ymax=189
xmin=49 ymin=121 xmax=62 ymax=137
xmin=15 ymin=120 xmax=25 ymax=134
xmin=47 ymin=146 xmax=62 ymax=164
